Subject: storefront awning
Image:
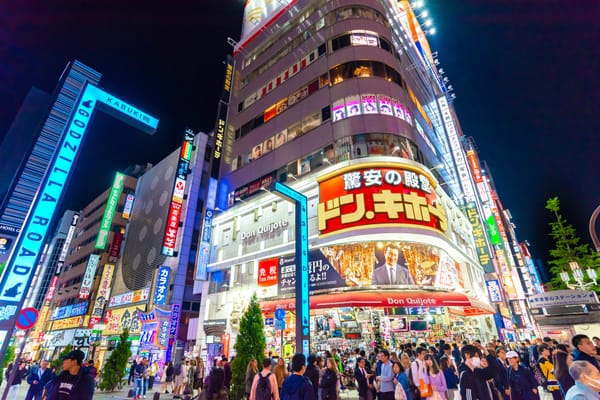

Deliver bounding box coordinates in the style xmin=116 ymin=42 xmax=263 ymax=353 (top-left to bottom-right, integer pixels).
xmin=259 ymin=290 xmax=495 ymax=315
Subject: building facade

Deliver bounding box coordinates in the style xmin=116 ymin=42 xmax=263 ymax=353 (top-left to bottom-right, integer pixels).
xmin=196 ymin=0 xmax=502 ymax=359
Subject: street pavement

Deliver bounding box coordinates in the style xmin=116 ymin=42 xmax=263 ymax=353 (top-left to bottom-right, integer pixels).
xmin=1 ymin=381 xmax=360 ymax=400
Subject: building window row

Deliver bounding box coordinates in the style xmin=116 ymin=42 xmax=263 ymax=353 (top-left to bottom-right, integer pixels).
xmin=229 ymin=133 xmax=423 ymax=204
xmin=235 ymin=59 xmax=407 ymax=144
xmin=241 ymin=3 xmax=389 ymax=77
xmin=239 ymin=30 xmax=395 ymax=112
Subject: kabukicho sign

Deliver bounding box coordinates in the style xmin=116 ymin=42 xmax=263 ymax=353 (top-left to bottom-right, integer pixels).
xmin=317 ymin=163 xmax=447 ymax=236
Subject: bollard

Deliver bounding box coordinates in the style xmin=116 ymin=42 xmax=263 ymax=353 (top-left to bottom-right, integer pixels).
xmin=153 ymin=392 xmax=161 ymax=400
xmin=128 ymin=388 xmax=135 ymax=398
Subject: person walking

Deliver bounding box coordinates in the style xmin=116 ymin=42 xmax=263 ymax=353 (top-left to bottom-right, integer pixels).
xmin=173 ymin=360 xmax=187 ymax=398
xmin=6 ymin=359 xmax=29 ymax=400
xmin=195 ymin=357 xmax=205 ymax=394
xmin=148 ymin=361 xmax=158 ymax=390
xmin=129 ymin=359 xmax=138 ymax=386
xmin=304 ymin=355 xmax=320 ymax=400
xmin=245 ymin=358 xmax=258 ymax=399
xmin=204 ymin=367 xmax=230 ymax=400
xmin=274 ymin=358 xmax=289 ymax=397
xmin=45 ymin=350 xmax=94 ymax=400
xmin=553 ymin=344 xmax=575 ymax=397
xmin=320 ymin=358 xmax=340 ymax=400
xmin=133 ymin=357 xmax=147 ymax=400
xmin=250 ymin=358 xmax=279 ymax=400
xmin=375 ymin=350 xmax=395 ymax=400
xmin=25 ymin=359 xmax=54 ymax=400
xmin=162 ymin=361 xmax=175 ymax=394
xmin=537 ymin=344 xmax=562 ymax=400
xmin=506 ymin=350 xmax=539 ymax=400
xmin=281 ymin=353 xmax=315 ymax=400
xmin=458 ymin=343 xmax=497 ymax=400
xmin=439 ymin=357 xmax=458 ymax=400
xmin=392 ymin=361 xmax=410 ymax=400
xmin=424 ymin=355 xmax=446 ymax=400
xmin=355 ymin=357 xmax=374 ymax=400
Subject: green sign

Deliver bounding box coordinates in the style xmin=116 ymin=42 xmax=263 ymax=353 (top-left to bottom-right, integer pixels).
xmin=95 ymin=172 xmax=125 ymax=249
xmin=486 ymin=214 xmax=502 ymax=246
xmin=465 ymin=203 xmax=494 ymax=273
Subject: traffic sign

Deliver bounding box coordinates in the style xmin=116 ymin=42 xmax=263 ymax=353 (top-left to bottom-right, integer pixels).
xmin=275 ymin=308 xmax=285 ymax=320
xmin=15 ymin=308 xmax=38 ymax=330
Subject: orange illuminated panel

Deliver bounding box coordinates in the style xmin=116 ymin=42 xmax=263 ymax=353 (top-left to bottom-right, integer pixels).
xmin=317 ymin=163 xmax=446 ymax=236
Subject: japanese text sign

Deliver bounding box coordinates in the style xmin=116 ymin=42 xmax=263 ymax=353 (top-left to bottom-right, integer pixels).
xmin=154 ymin=266 xmax=171 ymax=305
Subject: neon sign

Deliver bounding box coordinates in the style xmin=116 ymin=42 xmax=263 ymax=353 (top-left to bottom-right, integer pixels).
xmin=96 ymin=172 xmax=125 ymax=249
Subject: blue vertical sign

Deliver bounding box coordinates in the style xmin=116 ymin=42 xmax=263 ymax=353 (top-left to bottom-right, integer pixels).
xmin=154 ymin=266 xmax=171 ymax=306
xmin=0 ymin=82 xmax=158 ymax=361
xmin=271 ymin=182 xmax=310 ymax=358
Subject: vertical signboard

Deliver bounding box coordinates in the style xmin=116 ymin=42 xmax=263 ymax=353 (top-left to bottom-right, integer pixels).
xmin=465 ymin=203 xmax=494 ymax=273
xmin=162 ymin=129 xmax=195 ymax=256
xmin=95 ymin=172 xmax=125 ymax=249
xmin=437 ymin=96 xmax=476 ymax=202
xmin=78 ymin=254 xmax=100 ymax=299
xmin=154 ymin=266 xmax=171 ymax=306
xmin=122 ymin=193 xmax=135 ymax=219
xmin=0 ymin=82 xmax=158 ymax=361
xmin=89 ymin=263 xmax=115 ymax=326
xmin=166 ymin=303 xmax=181 ymax=362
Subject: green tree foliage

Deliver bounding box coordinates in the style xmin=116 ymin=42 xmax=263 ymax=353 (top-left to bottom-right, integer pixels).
xmin=51 ymin=344 xmax=73 ymax=374
xmin=546 ymin=197 xmax=600 ymax=290
xmin=230 ymin=294 xmax=266 ymax=400
xmin=99 ymin=329 xmax=131 ymax=392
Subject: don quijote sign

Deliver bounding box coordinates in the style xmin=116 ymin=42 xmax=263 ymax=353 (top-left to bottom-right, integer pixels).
xmin=239 ymin=219 xmax=288 ymax=241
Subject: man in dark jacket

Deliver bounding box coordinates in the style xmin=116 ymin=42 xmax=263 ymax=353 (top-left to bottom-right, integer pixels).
xmin=354 ymin=357 xmax=373 ymax=400
xmin=281 ymin=353 xmax=315 ymax=400
xmin=303 ymin=354 xmax=319 ymax=400
xmin=458 ymin=343 xmax=497 ymax=400
xmin=46 ymin=349 xmax=94 ymax=400
xmin=572 ymin=334 xmax=600 ymax=372
xmin=26 ymin=359 xmax=54 ymax=400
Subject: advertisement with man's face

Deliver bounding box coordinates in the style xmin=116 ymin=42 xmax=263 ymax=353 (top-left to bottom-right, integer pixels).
xmin=261 ymin=241 xmax=464 ymax=299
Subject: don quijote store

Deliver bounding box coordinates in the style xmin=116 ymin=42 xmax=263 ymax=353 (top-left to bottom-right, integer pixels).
xmin=201 ymin=158 xmax=495 ymax=357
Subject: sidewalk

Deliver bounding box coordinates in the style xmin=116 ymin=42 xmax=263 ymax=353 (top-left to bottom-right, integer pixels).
xmin=2 ymin=381 xmax=184 ymax=399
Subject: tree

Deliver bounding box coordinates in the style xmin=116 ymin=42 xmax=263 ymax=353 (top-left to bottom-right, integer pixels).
xmin=230 ymin=293 xmax=266 ymax=400
xmin=51 ymin=344 xmax=73 ymax=374
xmin=546 ymin=197 xmax=600 ymax=290
xmin=99 ymin=328 xmax=131 ymax=392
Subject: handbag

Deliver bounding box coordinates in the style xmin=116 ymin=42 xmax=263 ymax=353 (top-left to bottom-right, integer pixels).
xmin=418 ymin=378 xmax=432 ymax=398
xmin=395 ymin=383 xmax=407 ymax=400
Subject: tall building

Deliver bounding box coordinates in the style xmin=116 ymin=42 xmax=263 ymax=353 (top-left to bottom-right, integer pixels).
xmin=0 ymin=62 xmax=101 ymax=263
xmin=196 ymin=0 xmax=499 ymax=360
xmin=41 ymin=174 xmax=137 ymax=358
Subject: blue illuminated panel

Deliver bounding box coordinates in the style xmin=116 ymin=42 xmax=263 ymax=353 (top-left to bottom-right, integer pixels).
xmin=0 ymin=82 xmax=158 ymax=357
xmin=272 ymin=182 xmax=310 ymax=358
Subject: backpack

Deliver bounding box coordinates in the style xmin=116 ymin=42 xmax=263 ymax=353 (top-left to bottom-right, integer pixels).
xmin=174 ymin=363 xmax=183 ymax=376
xmin=255 ymin=372 xmax=273 ymax=400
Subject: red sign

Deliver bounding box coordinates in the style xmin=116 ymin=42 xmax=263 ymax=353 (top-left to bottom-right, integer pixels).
xmin=16 ymin=307 xmax=39 ymax=330
xmin=259 ymin=290 xmax=493 ymax=313
xmin=109 ymin=231 xmax=123 ymax=261
xmin=317 ymin=164 xmax=447 ymax=236
xmin=45 ymin=276 xmax=58 ymax=302
xmin=257 ymin=258 xmax=278 ymax=298
xmin=162 ymin=201 xmax=182 ymax=255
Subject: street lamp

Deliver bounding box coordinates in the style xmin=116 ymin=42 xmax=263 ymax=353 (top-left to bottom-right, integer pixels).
xmin=560 ymin=261 xmax=598 ymax=290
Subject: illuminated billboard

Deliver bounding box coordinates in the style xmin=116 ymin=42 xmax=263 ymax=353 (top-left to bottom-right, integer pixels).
xmin=162 ymin=129 xmax=195 ymax=256
xmin=258 ymin=241 xmax=465 ymax=299
xmin=96 ymin=172 xmax=125 ymax=249
xmin=317 ymin=163 xmax=447 ymax=237
xmin=79 ymin=254 xmax=100 ymax=299
xmin=122 ymin=193 xmax=135 ymax=219
xmin=238 ymin=0 xmax=297 ymax=51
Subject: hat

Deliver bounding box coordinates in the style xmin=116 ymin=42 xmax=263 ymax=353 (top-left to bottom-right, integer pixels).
xmin=506 ymin=351 xmax=519 ymax=359
xmin=63 ymin=349 xmax=85 ymax=364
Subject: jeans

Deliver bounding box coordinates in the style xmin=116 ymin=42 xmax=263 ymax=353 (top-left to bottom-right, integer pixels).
xmin=135 ymin=377 xmax=144 ymax=398
xmin=7 ymin=385 xmax=20 ymax=400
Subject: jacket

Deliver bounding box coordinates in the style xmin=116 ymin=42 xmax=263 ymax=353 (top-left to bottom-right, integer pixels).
xmin=573 ymin=349 xmax=600 ymax=372
xmin=537 ymin=356 xmax=559 ymax=391
xmin=46 ymin=368 xmax=94 ymax=400
xmin=319 ymin=369 xmax=338 ymax=400
xmin=458 ymin=354 xmax=497 ymax=400
xmin=304 ymin=364 xmax=320 ymax=400
xmin=507 ymin=364 xmax=539 ymax=400
xmin=354 ymin=366 xmax=371 ymax=398
xmin=282 ymin=374 xmax=315 ymax=400
xmin=27 ymin=367 xmax=55 ymax=395
xmin=565 ymin=381 xmax=600 ymax=400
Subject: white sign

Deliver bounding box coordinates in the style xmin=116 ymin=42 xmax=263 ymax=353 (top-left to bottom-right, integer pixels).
xmin=528 ymin=290 xmax=598 ymax=308
xmin=437 ymin=97 xmax=476 ymax=202
xmin=79 ymin=254 xmax=100 ymax=299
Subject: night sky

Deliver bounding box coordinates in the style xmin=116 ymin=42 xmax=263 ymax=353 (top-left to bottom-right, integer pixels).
xmin=0 ymin=1 xmax=598 ymax=270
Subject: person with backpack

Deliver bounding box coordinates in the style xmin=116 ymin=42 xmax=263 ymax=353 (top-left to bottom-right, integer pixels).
xmin=281 ymin=353 xmax=315 ymax=400
xmin=537 ymin=344 xmax=562 ymax=399
xmin=506 ymin=351 xmax=539 ymax=400
xmin=250 ymin=358 xmax=279 ymax=400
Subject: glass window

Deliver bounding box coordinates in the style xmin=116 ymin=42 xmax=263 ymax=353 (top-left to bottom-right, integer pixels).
xmin=302 ymin=111 xmax=321 ymax=133
xmin=321 ymin=105 xmax=331 ymax=121
xmin=380 ymin=38 xmax=391 ymax=52
xmin=318 ymin=43 xmax=327 ymax=56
